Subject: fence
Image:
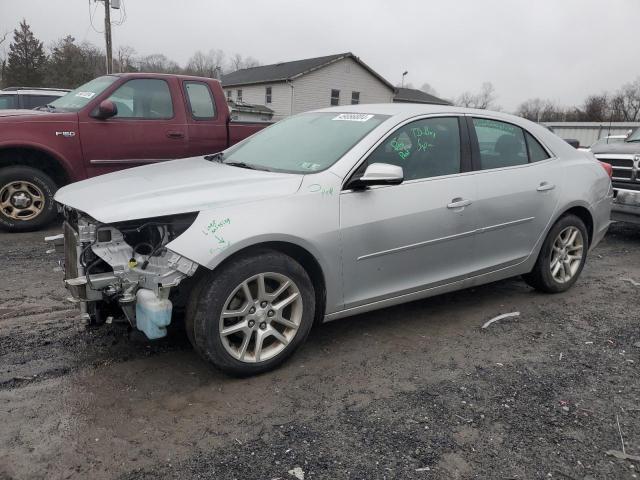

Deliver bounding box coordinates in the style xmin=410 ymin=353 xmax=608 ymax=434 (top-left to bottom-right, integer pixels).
xmin=543 ymin=122 xmax=640 ymax=148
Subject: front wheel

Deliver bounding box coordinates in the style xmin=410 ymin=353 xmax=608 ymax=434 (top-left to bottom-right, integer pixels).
xmin=0 ymin=166 xmax=58 ymax=232
xmin=186 ymin=249 xmax=316 ymax=376
xmin=523 ymin=214 xmax=588 ymax=293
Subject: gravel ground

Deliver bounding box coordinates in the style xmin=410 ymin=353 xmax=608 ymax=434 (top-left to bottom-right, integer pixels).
xmin=0 ymin=222 xmax=639 ymax=480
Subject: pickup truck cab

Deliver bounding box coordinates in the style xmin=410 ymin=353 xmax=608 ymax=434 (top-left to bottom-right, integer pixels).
xmin=592 ymin=128 xmax=640 ymax=224
xmin=0 ymin=73 xmax=268 ymax=231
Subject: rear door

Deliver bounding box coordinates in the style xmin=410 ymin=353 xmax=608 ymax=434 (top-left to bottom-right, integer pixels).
xmin=468 ymin=116 xmax=562 ymax=270
xmin=79 ymin=77 xmax=188 ymax=177
xmin=182 ymin=80 xmax=228 ymax=156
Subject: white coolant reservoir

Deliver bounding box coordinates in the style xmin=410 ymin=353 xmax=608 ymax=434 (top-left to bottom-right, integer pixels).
xmin=135 ymin=288 xmax=172 ymax=339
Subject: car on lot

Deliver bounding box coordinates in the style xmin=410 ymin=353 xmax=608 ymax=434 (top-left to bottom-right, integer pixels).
xmin=0 ymin=73 xmax=268 ymax=232
xmin=52 ymin=104 xmax=613 ymax=376
xmin=591 ymin=128 xmax=640 ymax=224
xmin=0 ymin=87 xmax=69 ymax=110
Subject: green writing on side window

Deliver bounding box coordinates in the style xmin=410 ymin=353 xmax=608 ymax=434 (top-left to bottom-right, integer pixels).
xmin=417 ymin=138 xmax=433 ymax=151
xmin=411 ymin=126 xmax=436 ymax=139
xmin=391 ymin=139 xmax=411 ymax=160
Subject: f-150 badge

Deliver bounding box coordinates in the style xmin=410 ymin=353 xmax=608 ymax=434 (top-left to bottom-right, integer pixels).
xmin=55 ymin=131 xmax=76 ymax=138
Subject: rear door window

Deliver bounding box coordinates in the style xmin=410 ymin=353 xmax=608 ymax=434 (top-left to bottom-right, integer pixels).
xmin=472 ymin=118 xmax=528 ymax=169
xmin=184 ymin=81 xmax=216 ymax=119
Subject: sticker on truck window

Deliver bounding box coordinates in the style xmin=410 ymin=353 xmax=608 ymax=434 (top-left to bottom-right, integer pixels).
xmin=332 ymin=113 xmax=374 ymax=122
xmin=75 ymin=91 xmax=96 ymax=99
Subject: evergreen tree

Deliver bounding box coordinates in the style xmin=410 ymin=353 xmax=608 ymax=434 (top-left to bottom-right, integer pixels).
xmin=4 ymin=20 xmax=47 ymax=87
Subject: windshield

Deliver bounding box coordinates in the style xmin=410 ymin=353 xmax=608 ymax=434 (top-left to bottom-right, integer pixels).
xmin=626 ymin=128 xmax=640 ymax=142
xmin=222 ymin=112 xmax=389 ymax=173
xmin=48 ymin=76 xmax=118 ymax=112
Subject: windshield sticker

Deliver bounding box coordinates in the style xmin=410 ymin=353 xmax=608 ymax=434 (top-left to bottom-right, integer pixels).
xmin=300 ymin=162 xmax=322 ymax=170
xmin=75 ymin=91 xmax=96 ymax=99
xmin=332 ymin=113 xmax=374 ymax=122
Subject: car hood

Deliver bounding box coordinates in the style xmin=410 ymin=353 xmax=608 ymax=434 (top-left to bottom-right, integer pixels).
xmin=591 ymin=141 xmax=640 ymax=155
xmin=55 ymin=157 xmax=304 ymax=223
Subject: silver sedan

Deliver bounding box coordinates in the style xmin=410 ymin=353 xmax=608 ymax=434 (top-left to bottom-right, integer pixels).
xmin=54 ymin=104 xmax=613 ymax=375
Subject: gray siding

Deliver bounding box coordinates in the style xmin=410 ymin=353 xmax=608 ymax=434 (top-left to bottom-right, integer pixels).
xmin=291 ymin=57 xmax=394 ymax=115
xmin=225 ymin=83 xmax=292 ymax=120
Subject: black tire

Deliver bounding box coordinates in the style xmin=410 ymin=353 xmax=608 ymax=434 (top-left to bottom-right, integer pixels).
xmin=0 ymin=166 xmax=58 ymax=232
xmin=523 ymin=214 xmax=588 ymax=293
xmin=187 ymin=249 xmax=316 ymax=376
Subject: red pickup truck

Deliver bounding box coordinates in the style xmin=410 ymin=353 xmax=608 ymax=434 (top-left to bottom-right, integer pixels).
xmin=0 ymin=73 xmax=269 ymax=231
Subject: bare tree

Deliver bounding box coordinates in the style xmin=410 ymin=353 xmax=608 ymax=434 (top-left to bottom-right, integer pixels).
xmin=582 ymin=94 xmax=610 ymax=122
xmin=611 ymin=78 xmax=640 ymax=121
xmin=136 ymin=53 xmax=181 ymax=74
xmin=228 ymin=53 xmax=260 ymax=72
xmin=456 ymin=82 xmax=498 ymax=110
xmin=116 ymin=45 xmax=136 ymax=73
xmin=185 ymin=49 xmax=226 ymax=78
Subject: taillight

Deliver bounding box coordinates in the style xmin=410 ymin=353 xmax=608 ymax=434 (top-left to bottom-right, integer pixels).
xmin=599 ymin=161 xmax=613 ymax=178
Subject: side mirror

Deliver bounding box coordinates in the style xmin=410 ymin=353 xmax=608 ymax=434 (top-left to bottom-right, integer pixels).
xmin=347 ymin=163 xmax=404 ymax=190
xmin=93 ymin=100 xmax=117 ymax=119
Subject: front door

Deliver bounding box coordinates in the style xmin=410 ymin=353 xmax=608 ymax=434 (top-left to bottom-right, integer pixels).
xmin=468 ymin=116 xmax=562 ymax=270
xmin=340 ymin=116 xmax=478 ymax=309
xmin=79 ymin=77 xmax=188 ymax=177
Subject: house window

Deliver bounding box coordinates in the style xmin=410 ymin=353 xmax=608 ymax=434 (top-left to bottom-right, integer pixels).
xmin=237 ymin=89 xmax=243 ymax=102
xmin=226 ymin=90 xmax=232 ymax=101
xmin=265 ymin=86 xmax=272 ymax=104
xmin=351 ymin=91 xmax=360 ymax=105
xmin=330 ymin=89 xmax=340 ymax=106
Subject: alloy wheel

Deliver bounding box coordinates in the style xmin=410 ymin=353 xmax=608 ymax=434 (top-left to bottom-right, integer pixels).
xmin=219 ymin=272 xmax=303 ymax=363
xmin=550 ymin=226 xmax=584 ymax=283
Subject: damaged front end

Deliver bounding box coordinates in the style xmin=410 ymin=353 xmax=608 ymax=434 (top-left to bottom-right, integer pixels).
xmin=48 ymin=208 xmax=200 ymax=339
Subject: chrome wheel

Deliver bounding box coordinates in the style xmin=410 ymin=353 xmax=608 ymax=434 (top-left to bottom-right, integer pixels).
xmin=219 ymin=272 xmax=303 ymax=363
xmin=0 ymin=180 xmax=45 ymax=221
xmin=550 ymin=226 xmax=584 ymax=283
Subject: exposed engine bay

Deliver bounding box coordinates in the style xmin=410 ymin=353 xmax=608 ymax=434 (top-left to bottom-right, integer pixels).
xmin=48 ymin=208 xmax=200 ymax=339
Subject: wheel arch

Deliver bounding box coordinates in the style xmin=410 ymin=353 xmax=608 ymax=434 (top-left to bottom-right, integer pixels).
xmin=0 ymin=144 xmax=74 ymax=188
xmin=555 ymin=203 xmax=594 ymax=247
xmin=212 ymin=240 xmax=327 ymax=324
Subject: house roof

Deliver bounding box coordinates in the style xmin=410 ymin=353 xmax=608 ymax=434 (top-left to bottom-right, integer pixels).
xmin=227 ymin=99 xmax=274 ymax=115
xmin=221 ymin=52 xmax=395 ymax=91
xmin=393 ymin=87 xmax=451 ymax=105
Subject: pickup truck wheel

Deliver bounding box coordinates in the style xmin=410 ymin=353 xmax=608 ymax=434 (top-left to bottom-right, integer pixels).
xmin=0 ymin=166 xmax=58 ymax=232
xmin=523 ymin=214 xmax=588 ymax=293
xmin=187 ymin=249 xmax=315 ymax=376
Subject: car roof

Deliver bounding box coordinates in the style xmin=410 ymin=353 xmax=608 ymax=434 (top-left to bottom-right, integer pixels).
xmin=311 ymin=103 xmax=535 ymax=126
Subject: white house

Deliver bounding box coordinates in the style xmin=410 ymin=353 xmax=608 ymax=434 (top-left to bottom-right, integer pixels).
xmin=221 ymin=52 xmax=396 ymax=120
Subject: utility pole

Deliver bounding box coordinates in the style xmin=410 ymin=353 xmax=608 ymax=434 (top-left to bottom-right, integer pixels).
xmin=103 ymin=0 xmax=113 ymax=73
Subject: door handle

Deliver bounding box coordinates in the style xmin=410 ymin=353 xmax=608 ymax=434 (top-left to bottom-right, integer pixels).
xmin=537 ymin=182 xmax=555 ymax=192
xmin=166 ymin=131 xmax=185 ymax=139
xmin=447 ymin=198 xmax=472 ymax=209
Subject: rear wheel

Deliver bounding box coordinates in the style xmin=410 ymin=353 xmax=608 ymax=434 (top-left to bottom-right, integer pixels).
xmin=0 ymin=166 xmax=58 ymax=232
xmin=187 ymin=249 xmax=315 ymax=376
xmin=523 ymin=214 xmax=588 ymax=293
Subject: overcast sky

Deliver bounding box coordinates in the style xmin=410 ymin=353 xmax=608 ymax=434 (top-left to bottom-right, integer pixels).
xmin=1 ymin=0 xmax=638 ymax=111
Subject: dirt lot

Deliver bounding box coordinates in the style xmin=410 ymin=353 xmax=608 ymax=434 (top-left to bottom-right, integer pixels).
xmin=1 ymin=222 xmax=639 ymax=480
